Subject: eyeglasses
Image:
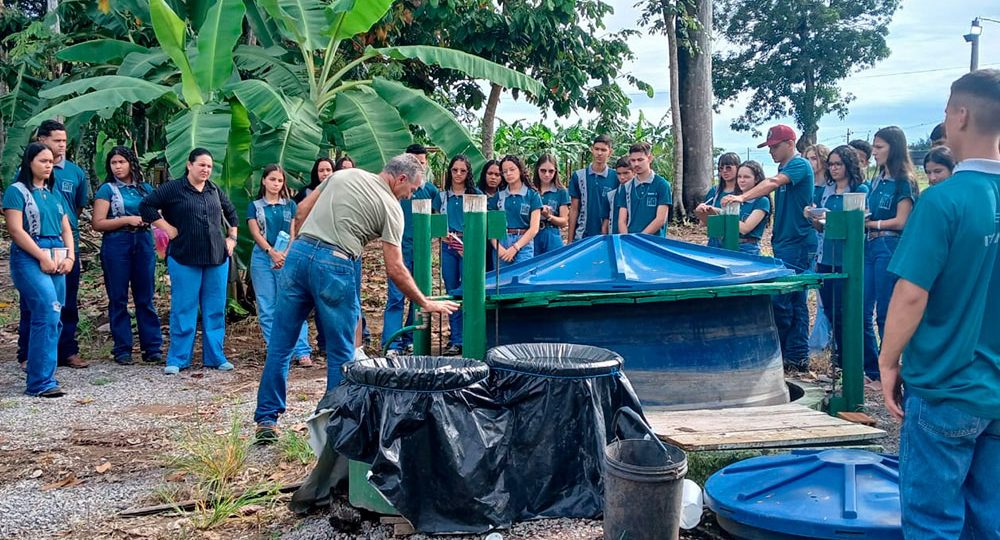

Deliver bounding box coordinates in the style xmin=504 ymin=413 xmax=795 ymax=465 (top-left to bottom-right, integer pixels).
xmin=827 ymin=161 xmax=845 ymax=168
xmin=450 ymin=167 xmax=468 ymax=173
xmin=538 ymin=168 xmax=556 ymax=174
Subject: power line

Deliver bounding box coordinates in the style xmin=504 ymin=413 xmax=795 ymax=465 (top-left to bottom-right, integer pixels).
xmin=851 ymin=62 xmax=1000 ymax=79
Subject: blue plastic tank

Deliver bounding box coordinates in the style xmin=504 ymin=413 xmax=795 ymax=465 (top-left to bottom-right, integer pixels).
xmin=705 ymin=449 xmax=902 ymax=540
xmin=470 ymin=234 xmax=795 ymax=409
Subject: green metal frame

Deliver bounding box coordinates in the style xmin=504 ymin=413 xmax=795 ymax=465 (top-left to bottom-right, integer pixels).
xmin=707 ymin=212 xmax=740 ymax=251
xmin=411 ymin=200 xmax=447 ymax=355
xmin=824 ymin=209 xmax=866 ymax=414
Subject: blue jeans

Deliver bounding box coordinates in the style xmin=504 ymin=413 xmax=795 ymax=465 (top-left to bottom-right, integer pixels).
xmin=250 ymin=246 xmax=311 ymax=358
xmin=101 ymin=231 xmax=162 ymax=359
xmin=316 ymin=257 xmax=367 ymax=349
xmin=166 ymin=256 xmax=229 ymax=369
xmin=254 ymin=238 xmax=359 ymax=425
xmin=441 ymin=242 xmax=463 ymax=346
xmin=707 ymin=237 xmax=722 ymax=249
xmin=382 ymin=246 xmax=415 ymax=350
xmin=498 ymin=233 xmax=535 ymax=268
xmin=817 ymin=263 xmax=844 ymax=366
xmin=533 ymin=226 xmax=563 ymax=255
xmin=863 ymin=236 xmax=899 ymax=380
xmin=772 ymin=242 xmax=811 ymax=368
xmin=738 ymin=242 xmax=760 ymax=256
xmin=11 ymin=239 xmax=66 ymax=395
xmin=17 ymin=251 xmax=79 ymax=363
xmin=900 ymin=393 xmax=1000 ymax=539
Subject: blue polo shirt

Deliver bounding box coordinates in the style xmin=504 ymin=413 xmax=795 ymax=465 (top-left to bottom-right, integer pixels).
xmin=540 ymin=187 xmax=570 ymax=224
xmin=740 ymin=196 xmax=771 ymax=241
xmin=568 ymin=165 xmax=618 ymax=238
xmin=772 ymin=155 xmax=815 ymax=250
xmin=95 ymin=181 xmax=153 ymax=218
xmin=3 ymin=183 xmax=67 ymax=237
xmin=867 ymin=174 xmax=915 ymax=221
xmin=401 ymin=181 xmax=440 ymax=249
xmin=704 ymin=185 xmax=734 ymax=208
xmin=488 ymin=184 xmax=542 ymax=229
xmin=53 ymin=158 xmax=89 ymax=239
xmin=816 ymin=183 xmax=870 ymax=267
xmin=888 ymin=159 xmax=1000 ymax=419
xmin=614 ymin=174 xmax=672 ymax=236
xmin=246 ymin=198 xmax=297 ymax=247
xmin=433 ymin=188 xmax=483 ymax=232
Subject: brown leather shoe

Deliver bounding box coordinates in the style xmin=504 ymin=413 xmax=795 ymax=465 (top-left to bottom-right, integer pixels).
xmin=60 ymin=355 xmax=89 ymax=369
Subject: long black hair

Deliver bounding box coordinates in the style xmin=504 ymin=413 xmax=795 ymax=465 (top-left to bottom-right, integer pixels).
xmin=104 ymin=146 xmax=143 ymax=185
xmin=828 ymin=145 xmax=864 ymax=191
xmin=308 ymin=157 xmax=335 ymax=190
xmin=334 ymin=156 xmax=354 ymax=171
xmin=477 ymin=159 xmax=505 ymax=194
xmin=873 ymin=126 xmax=919 ymax=197
xmin=923 ymin=146 xmax=955 ymax=172
xmin=499 ymin=155 xmax=532 ymax=189
xmin=255 ymin=164 xmax=290 ymax=200
xmin=444 ymin=155 xmax=476 ymax=194
xmin=16 ymin=142 xmax=55 ymax=191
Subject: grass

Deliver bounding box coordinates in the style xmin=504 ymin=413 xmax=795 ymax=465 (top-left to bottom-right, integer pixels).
xmin=277 ymin=430 xmax=315 ymax=466
xmin=90 ymin=376 xmax=114 ymax=386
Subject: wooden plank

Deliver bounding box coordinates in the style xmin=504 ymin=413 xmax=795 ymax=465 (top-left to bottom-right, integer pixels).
xmin=394 ymin=522 xmax=416 ymax=536
xmin=645 ymin=403 xmax=885 ymax=451
xmin=837 ymin=411 xmax=878 ymax=426
xmin=380 ymin=516 xmax=410 ymax=525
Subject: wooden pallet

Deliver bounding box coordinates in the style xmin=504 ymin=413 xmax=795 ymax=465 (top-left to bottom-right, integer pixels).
xmin=645 ymin=402 xmax=885 ymax=451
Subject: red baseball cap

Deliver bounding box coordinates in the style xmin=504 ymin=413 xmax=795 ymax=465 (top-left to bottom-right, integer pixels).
xmin=757 ymin=124 xmax=797 ymax=148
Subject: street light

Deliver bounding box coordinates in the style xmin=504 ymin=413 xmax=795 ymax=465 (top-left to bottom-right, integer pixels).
xmin=966 ymin=16 xmax=1000 ymax=72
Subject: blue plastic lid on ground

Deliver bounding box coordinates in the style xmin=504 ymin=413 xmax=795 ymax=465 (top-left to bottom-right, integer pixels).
xmin=461 ymin=233 xmax=793 ymax=296
xmin=705 ymin=449 xmax=901 ymax=540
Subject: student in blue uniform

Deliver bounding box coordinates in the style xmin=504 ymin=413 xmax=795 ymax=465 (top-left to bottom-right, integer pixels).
xmin=723 ymin=124 xmax=815 ymax=372
xmin=804 ymin=145 xmax=868 ymax=365
xmin=862 ymin=126 xmax=918 ymax=385
xmin=879 ymin=68 xmax=1000 ymax=540
xmin=248 ymin=165 xmax=313 ymax=368
xmin=91 ymin=146 xmax=162 ymax=366
xmin=532 ymin=154 xmax=570 ymax=255
xmin=568 ymin=135 xmax=618 ymax=240
xmin=734 ymin=160 xmax=771 ymax=255
xmin=695 ymin=152 xmax=741 ymax=246
xmin=383 ymin=144 xmax=439 ymax=354
xmin=477 ymin=159 xmax=504 ymax=271
xmin=434 ymin=155 xmax=481 ymax=356
xmin=849 ymin=139 xmax=873 ymax=184
xmin=17 ymin=120 xmax=90 ymax=370
xmin=615 ymin=142 xmax=672 ymax=236
xmin=603 ymin=157 xmax=634 ymax=234
xmin=489 ymin=155 xmax=541 ymax=266
xmin=923 ymin=146 xmax=955 ymax=186
xmin=4 ymin=143 xmax=76 ymax=397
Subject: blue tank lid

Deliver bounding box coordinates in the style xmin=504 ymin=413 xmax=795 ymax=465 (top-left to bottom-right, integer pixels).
xmin=464 ymin=234 xmax=793 ymax=295
xmin=705 ymin=449 xmax=902 ymax=540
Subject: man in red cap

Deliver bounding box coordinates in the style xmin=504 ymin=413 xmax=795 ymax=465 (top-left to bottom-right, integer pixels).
xmin=723 ymin=124 xmax=816 ymax=371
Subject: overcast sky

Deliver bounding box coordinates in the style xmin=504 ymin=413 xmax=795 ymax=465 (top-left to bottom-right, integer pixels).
xmin=488 ymin=0 xmax=998 ymax=167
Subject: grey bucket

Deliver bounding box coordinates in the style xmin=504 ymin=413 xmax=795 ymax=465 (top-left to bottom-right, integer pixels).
xmin=604 ymin=408 xmax=688 ymax=540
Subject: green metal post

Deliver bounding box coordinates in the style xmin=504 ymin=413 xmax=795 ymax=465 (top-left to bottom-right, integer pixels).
xmin=411 ymin=199 xmax=433 ymax=355
xmin=707 ymin=206 xmax=740 ymax=251
xmin=462 ymin=195 xmax=487 ymax=360
xmin=825 ymin=206 xmax=865 ymax=414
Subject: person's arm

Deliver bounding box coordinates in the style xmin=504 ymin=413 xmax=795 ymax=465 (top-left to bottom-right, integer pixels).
xmin=567 ymin=198 xmax=580 ymax=242
xmin=641 ymin=205 xmax=669 ymax=235
xmin=519 ymin=209 xmax=540 ymax=244
xmin=295 ymin=183 xmax=323 ymax=226
xmin=76 ymin=171 xmax=90 ymax=216
xmin=548 ymin=204 xmax=570 ymax=227
xmin=58 ymin=214 xmax=75 ymax=274
xmin=878 ymin=279 xmax=929 ymax=420
xmin=617 ymin=206 xmax=628 ymax=234
xmin=218 ymin=188 xmax=239 ymax=256
xmin=383 ymin=242 xmax=459 ymax=314
xmin=739 ymin=209 xmax=767 ymax=235
xmin=140 ymin=184 xmax=178 ymax=239
xmin=723 ymin=174 xmax=787 ymax=205
xmin=4 ymin=209 xmax=57 ymax=273
xmin=92 ymin=199 xmax=142 ymax=231
xmin=869 ymin=198 xmax=913 ymax=232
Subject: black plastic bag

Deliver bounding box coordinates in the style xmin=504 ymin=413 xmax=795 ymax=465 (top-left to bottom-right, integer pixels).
xmin=484 ymin=343 xmax=645 ymax=521
xmin=315 ymin=356 xmax=512 ymax=534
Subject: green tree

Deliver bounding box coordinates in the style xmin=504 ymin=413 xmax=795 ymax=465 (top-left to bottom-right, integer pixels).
xmin=713 ymin=0 xmax=899 ymax=148
xmin=378 ymin=0 xmax=644 ymax=158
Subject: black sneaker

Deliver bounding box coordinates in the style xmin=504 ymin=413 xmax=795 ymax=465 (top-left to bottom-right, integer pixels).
xmin=114 ymin=354 xmax=134 ymax=366
xmin=143 ymin=353 xmax=164 ymax=364
xmin=254 ymin=425 xmax=279 ymax=445
xmin=38 ymin=386 xmax=66 ymax=398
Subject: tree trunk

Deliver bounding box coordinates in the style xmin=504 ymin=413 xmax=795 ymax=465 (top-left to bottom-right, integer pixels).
xmin=47 ymin=0 xmax=60 ymax=33
xmin=663 ymin=1 xmax=684 ymax=221
xmin=480 ymin=83 xmax=502 ymax=159
xmin=677 ymin=0 xmax=713 ymax=217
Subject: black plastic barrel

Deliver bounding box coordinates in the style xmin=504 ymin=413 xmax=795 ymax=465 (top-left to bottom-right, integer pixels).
xmin=604 ymin=408 xmax=688 ymax=540
xmin=485 ymin=343 xmax=645 ymax=521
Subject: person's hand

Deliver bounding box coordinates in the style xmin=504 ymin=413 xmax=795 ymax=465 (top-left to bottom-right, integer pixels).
xmin=270 ymin=249 xmax=285 ymax=268
xmin=165 ymin=225 xmax=179 ymax=240
xmin=803 ymin=205 xmax=813 ymax=220
xmin=541 ymin=205 xmax=551 ymax=218
xmin=880 ymin=360 xmax=905 ymax=421
xmin=38 ymin=255 xmax=58 ymax=274
xmin=499 ymin=245 xmax=517 ymax=262
xmin=721 ymin=194 xmax=745 ymax=206
xmin=694 ymin=203 xmax=710 ymax=216
xmin=421 ymin=299 xmax=460 ymax=314
xmin=57 ymin=256 xmax=74 ymax=274
xmin=225 ymin=237 xmax=237 ymax=256
xmin=126 ymin=216 xmax=144 ymax=227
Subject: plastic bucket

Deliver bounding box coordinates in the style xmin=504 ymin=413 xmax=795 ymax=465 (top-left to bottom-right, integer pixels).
xmin=604 ymin=408 xmax=688 ymax=540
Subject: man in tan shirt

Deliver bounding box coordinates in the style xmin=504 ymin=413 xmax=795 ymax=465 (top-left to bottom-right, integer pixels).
xmin=254 ymin=154 xmax=458 ymax=441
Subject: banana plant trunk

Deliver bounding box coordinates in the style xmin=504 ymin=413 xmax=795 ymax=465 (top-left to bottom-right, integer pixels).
xmin=480 ymin=83 xmax=503 ymax=159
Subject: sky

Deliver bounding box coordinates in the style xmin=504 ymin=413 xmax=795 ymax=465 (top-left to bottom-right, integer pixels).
xmin=485 ymin=0 xmax=998 ymax=169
